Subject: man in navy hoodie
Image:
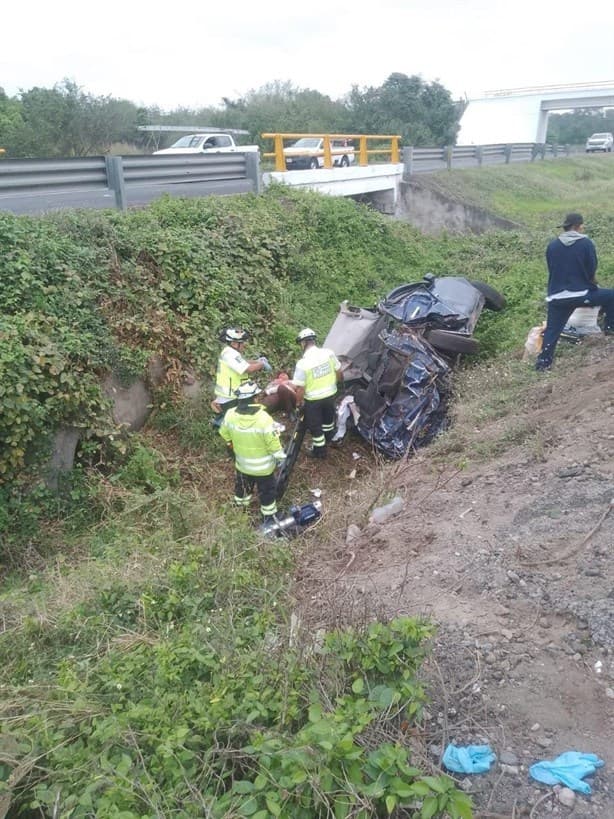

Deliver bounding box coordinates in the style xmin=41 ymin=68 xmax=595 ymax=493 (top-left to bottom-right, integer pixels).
xmin=536 ymin=213 xmax=614 ymax=371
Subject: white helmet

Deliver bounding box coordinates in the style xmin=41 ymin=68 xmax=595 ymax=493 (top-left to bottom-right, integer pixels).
xmin=235 ymin=381 xmax=260 ymax=401
xmin=221 ymin=327 xmax=249 ymax=343
xmin=296 ymin=327 xmax=317 ymax=343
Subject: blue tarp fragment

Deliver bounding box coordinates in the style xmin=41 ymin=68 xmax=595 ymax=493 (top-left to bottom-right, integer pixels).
xmin=529 ymin=751 xmax=605 ymax=794
xmin=442 ymin=743 xmax=496 ymax=774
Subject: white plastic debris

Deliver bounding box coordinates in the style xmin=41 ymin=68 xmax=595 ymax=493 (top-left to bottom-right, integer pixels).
xmin=369 ymin=496 xmax=404 ymax=525
xmin=332 ymin=395 xmax=361 ymax=442
xmin=346 ymin=524 xmax=362 ymax=544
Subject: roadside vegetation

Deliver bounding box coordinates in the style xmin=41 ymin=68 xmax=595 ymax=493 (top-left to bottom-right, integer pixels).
xmin=0 ymin=73 xmax=458 ymax=159
xmin=1 ymin=156 xmax=614 ymax=817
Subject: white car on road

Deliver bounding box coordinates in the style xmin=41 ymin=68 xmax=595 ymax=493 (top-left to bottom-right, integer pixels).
xmin=585 ymin=132 xmax=613 ymax=153
xmin=283 ymin=138 xmax=355 ymax=170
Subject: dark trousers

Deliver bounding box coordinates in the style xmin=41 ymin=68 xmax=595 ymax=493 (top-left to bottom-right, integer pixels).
xmin=304 ymin=396 xmax=336 ymax=456
xmin=234 ymin=471 xmax=277 ymax=517
xmin=536 ymin=288 xmax=614 ymax=370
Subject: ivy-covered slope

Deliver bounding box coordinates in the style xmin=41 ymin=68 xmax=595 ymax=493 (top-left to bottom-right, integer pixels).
xmin=0 ymin=188 xmax=457 ymax=486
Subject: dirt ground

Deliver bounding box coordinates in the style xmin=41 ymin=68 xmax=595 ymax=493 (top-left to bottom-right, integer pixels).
xmin=294 ymin=339 xmax=613 ymax=818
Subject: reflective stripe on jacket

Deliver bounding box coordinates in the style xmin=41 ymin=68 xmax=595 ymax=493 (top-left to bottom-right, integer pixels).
xmin=215 ymin=346 xmax=250 ymax=400
xmin=293 ymin=345 xmax=340 ymax=401
xmin=219 ymin=406 xmax=286 ymax=476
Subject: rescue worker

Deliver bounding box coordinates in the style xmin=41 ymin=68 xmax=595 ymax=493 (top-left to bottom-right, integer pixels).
xmin=219 ymin=381 xmax=286 ymax=523
xmin=292 ymin=328 xmax=342 ymax=459
xmin=212 ymin=328 xmax=272 ymax=418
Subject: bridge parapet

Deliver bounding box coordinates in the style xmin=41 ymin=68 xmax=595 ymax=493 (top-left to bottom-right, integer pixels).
xmin=261 ymin=132 xmax=401 ymax=172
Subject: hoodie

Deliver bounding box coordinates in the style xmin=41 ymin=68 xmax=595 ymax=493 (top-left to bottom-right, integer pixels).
xmin=545 ymin=231 xmax=598 ymax=301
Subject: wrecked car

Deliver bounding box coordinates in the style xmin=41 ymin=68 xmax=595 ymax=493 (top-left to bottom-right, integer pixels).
xmin=323 ymin=274 xmax=506 ymax=458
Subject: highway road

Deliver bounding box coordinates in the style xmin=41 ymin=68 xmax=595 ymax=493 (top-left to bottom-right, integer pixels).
xmin=0 ymin=178 xmax=253 ymax=215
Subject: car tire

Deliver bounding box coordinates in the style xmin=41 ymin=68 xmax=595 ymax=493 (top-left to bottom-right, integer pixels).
xmin=340 ymin=156 xmax=350 ymax=167
xmin=470 ymin=280 xmax=507 ymax=311
xmin=309 ymin=158 xmax=319 ymax=170
xmin=425 ymin=329 xmax=480 ymax=355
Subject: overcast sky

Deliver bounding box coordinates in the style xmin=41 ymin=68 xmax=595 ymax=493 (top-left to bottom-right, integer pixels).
xmin=3 ymin=0 xmax=614 ymax=110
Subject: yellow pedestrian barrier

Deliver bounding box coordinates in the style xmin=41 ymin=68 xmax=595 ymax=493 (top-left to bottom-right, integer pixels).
xmin=261 ymin=133 xmax=401 ymax=172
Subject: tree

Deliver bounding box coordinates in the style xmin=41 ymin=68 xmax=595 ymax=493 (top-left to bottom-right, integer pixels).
xmin=0 ymin=88 xmax=24 ymax=155
xmin=215 ymin=81 xmax=351 ymax=145
xmin=346 ymin=72 xmax=459 ymax=147
xmin=4 ymin=80 xmax=142 ymax=158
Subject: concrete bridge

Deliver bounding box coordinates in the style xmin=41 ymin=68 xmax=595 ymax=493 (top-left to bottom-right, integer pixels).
xmin=458 ymin=81 xmax=614 ymax=145
xmin=263 ymin=162 xmax=405 ymax=213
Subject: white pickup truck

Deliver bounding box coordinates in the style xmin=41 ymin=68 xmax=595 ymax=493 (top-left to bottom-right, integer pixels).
xmin=154 ymin=133 xmax=258 ymax=155
xmin=283 ymin=137 xmax=355 ymax=170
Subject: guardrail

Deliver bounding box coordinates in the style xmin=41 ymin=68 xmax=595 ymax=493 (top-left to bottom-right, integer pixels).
xmin=0 ymin=152 xmax=260 ymax=215
xmin=0 ymin=142 xmax=580 ymax=215
xmin=261 ymin=133 xmax=401 ymax=172
xmin=403 ymin=142 xmax=574 ymax=175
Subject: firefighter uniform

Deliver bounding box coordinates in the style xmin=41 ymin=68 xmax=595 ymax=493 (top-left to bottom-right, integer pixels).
xmin=293 ymin=344 xmax=341 ymax=458
xmin=219 ymin=402 xmax=286 ymax=520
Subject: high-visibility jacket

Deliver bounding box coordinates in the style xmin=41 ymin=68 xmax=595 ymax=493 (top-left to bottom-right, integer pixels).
xmin=219 ymin=406 xmax=286 ymax=476
xmin=215 ymin=345 xmax=250 ymax=401
xmin=293 ymin=345 xmax=341 ymax=401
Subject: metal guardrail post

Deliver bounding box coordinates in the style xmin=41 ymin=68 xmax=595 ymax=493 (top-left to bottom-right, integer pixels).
xmin=273 ymin=135 xmax=285 ymax=172
xmin=391 ymin=137 xmax=400 ymax=164
xmin=358 ymin=136 xmax=368 ymax=167
xmin=402 ymin=146 xmax=414 ymax=180
xmin=323 ymin=136 xmax=333 ymax=169
xmin=245 ymin=151 xmax=261 ymax=194
xmin=445 ymin=145 xmax=453 ymax=170
xmin=105 ymin=156 xmax=127 ymax=211
xmin=475 ymin=146 xmax=483 ymax=167
xmin=504 ymin=145 xmax=512 ymax=164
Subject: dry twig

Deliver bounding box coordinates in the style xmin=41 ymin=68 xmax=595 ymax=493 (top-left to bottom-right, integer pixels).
xmin=519 ymin=498 xmax=613 ymax=568
xmin=529 ymin=790 xmax=553 ymax=818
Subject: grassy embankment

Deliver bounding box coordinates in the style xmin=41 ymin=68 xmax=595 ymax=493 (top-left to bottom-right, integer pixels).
xmin=1 ymin=156 xmax=613 ymax=817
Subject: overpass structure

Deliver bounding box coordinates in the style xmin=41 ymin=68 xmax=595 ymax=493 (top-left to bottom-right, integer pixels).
xmin=458 ymin=81 xmax=614 ymax=145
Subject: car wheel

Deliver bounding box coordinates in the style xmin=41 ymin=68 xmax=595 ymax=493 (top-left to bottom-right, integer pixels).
xmin=470 ymin=280 xmax=507 ymax=311
xmin=424 ymin=329 xmax=480 ymax=355
xmin=340 ymin=156 xmax=350 ymax=167
xmin=309 ymin=158 xmax=319 ymax=170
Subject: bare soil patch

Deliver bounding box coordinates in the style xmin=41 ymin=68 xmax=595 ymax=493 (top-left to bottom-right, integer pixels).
xmin=294 ymin=340 xmax=614 ymax=817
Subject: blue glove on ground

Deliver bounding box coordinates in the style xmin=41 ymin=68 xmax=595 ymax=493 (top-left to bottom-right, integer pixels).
xmin=258 ymin=356 xmax=272 ymax=372
xmin=529 ymin=752 xmax=604 ymax=794
xmin=442 ymin=744 xmax=496 ymax=774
